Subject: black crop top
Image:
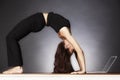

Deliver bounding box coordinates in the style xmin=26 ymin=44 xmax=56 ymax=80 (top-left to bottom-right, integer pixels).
xmin=47 ymin=12 xmax=71 ymax=33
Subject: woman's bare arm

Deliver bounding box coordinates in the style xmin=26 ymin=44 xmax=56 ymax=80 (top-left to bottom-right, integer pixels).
xmin=59 ymin=27 xmax=86 ymax=74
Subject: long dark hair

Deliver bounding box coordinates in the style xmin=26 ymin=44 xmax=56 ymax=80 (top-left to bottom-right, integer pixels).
xmin=53 ymin=41 xmax=74 ymax=73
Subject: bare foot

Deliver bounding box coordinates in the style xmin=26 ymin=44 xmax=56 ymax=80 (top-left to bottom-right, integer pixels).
xmin=2 ymin=66 xmax=23 ymax=74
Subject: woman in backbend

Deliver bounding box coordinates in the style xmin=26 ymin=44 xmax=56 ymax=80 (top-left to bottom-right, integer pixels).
xmin=2 ymin=12 xmax=86 ymax=74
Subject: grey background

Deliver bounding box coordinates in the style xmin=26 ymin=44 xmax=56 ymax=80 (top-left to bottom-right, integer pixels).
xmin=0 ymin=0 xmax=120 ymax=73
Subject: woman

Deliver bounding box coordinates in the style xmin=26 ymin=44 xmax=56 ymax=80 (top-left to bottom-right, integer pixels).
xmin=2 ymin=12 xmax=86 ymax=74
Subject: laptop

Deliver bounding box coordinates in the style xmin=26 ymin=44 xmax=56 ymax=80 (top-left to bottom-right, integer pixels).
xmin=87 ymin=56 xmax=117 ymax=73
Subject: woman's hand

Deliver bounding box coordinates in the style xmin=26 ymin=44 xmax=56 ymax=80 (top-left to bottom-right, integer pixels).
xmin=71 ymin=70 xmax=86 ymax=74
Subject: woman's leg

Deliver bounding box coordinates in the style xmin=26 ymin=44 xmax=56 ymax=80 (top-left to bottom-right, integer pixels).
xmin=3 ymin=19 xmax=33 ymax=73
xmin=7 ymin=19 xmax=34 ymax=67
xmin=2 ymin=15 xmax=33 ymax=74
xmin=2 ymin=13 xmax=45 ymax=74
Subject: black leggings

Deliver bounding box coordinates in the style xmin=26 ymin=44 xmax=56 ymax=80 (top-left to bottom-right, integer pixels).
xmin=6 ymin=13 xmax=45 ymax=67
